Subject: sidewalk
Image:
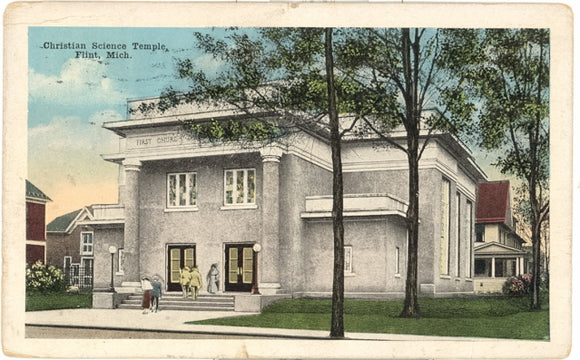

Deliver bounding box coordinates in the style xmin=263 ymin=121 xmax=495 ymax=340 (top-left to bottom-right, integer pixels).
xmin=25 ymin=308 xmax=514 ymax=341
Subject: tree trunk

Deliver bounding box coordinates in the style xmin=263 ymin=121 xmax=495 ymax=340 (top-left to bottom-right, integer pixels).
xmin=530 ymin=218 xmax=542 ymax=310
xmin=400 ymin=28 xmax=421 ymax=318
xmin=401 ymin=141 xmax=421 ymax=318
xmin=325 ymin=28 xmax=345 ymax=338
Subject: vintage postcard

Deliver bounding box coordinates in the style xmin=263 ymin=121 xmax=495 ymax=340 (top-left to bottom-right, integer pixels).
xmin=2 ymin=2 xmax=573 ymax=359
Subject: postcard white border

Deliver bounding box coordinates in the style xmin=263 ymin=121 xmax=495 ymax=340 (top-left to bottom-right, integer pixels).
xmin=2 ymin=2 xmax=573 ymax=359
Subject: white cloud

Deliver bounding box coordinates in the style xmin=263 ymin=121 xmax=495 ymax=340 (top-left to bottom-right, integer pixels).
xmin=29 ymin=59 xmax=127 ymax=106
xmin=194 ymin=53 xmax=224 ymax=75
xmin=29 ymin=111 xmax=121 ymax=154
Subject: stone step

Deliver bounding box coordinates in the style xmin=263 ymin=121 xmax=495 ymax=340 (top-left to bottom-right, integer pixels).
xmin=118 ymin=304 xmax=235 ymax=311
xmin=123 ymin=299 xmax=234 ymax=307
xmin=118 ymin=306 xmax=235 ymax=311
xmin=128 ymin=294 xmax=234 ymax=301
xmin=119 ymin=293 xmax=235 ymax=312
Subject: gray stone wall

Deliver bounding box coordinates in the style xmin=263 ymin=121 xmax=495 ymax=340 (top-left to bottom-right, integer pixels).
xmin=278 ymin=154 xmax=332 ymax=295
xmin=93 ymin=228 xmax=124 ymax=289
xmin=137 ymin=153 xmax=263 ymax=290
xmin=302 ymin=217 xmax=407 ymax=295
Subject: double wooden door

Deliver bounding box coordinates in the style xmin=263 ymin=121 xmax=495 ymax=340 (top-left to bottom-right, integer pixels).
xmin=167 ymin=245 xmax=196 ymax=292
xmin=225 ymin=244 xmax=255 ymax=292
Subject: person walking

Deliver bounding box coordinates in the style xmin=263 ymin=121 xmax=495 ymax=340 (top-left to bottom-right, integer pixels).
xmin=206 ymin=263 xmax=219 ymax=294
xmin=150 ymin=275 xmax=163 ymax=313
xmin=179 ymin=266 xmax=191 ymax=298
xmin=141 ymin=277 xmax=152 ymax=314
xmin=190 ymin=265 xmax=203 ymax=300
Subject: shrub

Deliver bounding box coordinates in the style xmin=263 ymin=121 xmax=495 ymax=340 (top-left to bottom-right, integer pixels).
xmin=26 ymin=261 xmax=67 ymax=292
xmin=502 ymin=274 xmax=533 ymax=297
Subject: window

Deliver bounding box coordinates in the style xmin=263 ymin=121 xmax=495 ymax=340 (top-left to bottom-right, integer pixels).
xmin=455 ymin=193 xmax=461 ymax=277
xmin=81 ymin=232 xmax=93 ymax=256
xmin=224 ymin=169 xmax=256 ymax=205
xmin=344 ymin=246 xmax=353 ymax=274
xmin=118 ymin=248 xmax=125 ymax=273
xmin=64 ymin=256 xmax=72 ymax=270
xmin=167 ymin=172 xmax=197 ymax=208
xmin=81 ymin=258 xmax=94 ymax=286
xmin=475 ymin=224 xmax=485 ymax=242
xmin=467 ymin=201 xmax=473 ymax=278
xmin=440 ymin=178 xmax=451 ymax=275
xmin=395 ymin=247 xmax=400 ymax=275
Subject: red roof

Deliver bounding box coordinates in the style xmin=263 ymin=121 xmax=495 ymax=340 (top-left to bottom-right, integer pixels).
xmin=476 ymin=181 xmax=510 ymax=224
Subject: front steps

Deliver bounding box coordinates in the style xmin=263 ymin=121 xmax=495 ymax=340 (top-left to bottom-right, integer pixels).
xmin=118 ymin=292 xmax=235 ymax=312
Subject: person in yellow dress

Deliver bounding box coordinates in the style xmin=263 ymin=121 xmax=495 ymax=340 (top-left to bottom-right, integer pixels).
xmin=189 ymin=265 xmax=203 ymax=300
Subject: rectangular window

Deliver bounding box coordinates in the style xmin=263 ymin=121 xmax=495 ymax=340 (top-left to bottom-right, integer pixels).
xmin=81 ymin=258 xmax=94 ymax=286
xmin=224 ymin=169 xmax=256 ymax=205
xmin=118 ymin=248 xmax=125 ymax=273
xmin=64 ymin=256 xmax=72 ymax=270
xmin=395 ymin=247 xmax=400 ymax=275
xmin=81 ymin=232 xmax=93 ymax=256
xmin=344 ymin=246 xmax=353 ymax=273
xmin=440 ymin=179 xmax=451 ymax=275
xmin=456 ymin=193 xmax=461 ymax=277
xmin=475 ymin=224 xmax=485 ymax=242
xmin=467 ymin=201 xmax=473 ymax=278
xmin=167 ymin=172 xmax=197 ymax=208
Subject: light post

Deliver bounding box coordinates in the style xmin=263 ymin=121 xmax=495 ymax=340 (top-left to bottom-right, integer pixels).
xmin=251 ymin=243 xmax=261 ymax=295
xmin=108 ymin=245 xmax=117 ymax=292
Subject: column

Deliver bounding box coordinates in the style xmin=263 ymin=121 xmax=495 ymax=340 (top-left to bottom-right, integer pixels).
xmin=491 ymin=257 xmax=495 ymax=278
xmin=121 ymin=159 xmax=141 ymax=287
xmin=259 ymin=145 xmax=284 ymax=294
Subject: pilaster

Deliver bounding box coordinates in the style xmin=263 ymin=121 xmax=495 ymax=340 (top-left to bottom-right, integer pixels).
xmin=259 ymin=145 xmax=283 ymax=293
xmin=121 ymin=159 xmax=141 ymax=284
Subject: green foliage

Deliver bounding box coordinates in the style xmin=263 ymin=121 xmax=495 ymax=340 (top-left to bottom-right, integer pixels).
xmin=26 ymin=261 xmax=67 ymax=293
xmin=184 ymin=119 xmax=284 ymax=143
xmin=452 ymin=29 xmax=550 ymax=183
xmin=502 ymin=274 xmax=534 ymax=297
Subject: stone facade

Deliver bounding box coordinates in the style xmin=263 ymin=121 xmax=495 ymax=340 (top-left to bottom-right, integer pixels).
xmin=83 ymin=98 xmax=486 ymax=307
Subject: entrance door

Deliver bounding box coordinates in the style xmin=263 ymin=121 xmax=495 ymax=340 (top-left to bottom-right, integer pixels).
xmin=225 ymin=244 xmax=254 ymax=292
xmin=167 ymin=245 xmax=196 ymax=292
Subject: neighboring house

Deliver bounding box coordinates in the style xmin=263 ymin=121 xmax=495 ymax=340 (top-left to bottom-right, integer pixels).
xmin=474 ymin=181 xmax=527 ymax=294
xmin=46 ymin=206 xmax=95 ymax=288
xmin=85 ymin=97 xmax=486 ymax=309
xmin=26 ymin=180 xmax=51 ymax=266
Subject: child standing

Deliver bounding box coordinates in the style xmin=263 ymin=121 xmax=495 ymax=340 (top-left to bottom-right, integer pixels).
xmin=150 ymin=275 xmax=162 ymax=313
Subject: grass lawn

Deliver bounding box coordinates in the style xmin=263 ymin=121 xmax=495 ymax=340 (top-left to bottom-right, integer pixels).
xmin=26 ymin=291 xmax=93 ymax=311
xmin=189 ymin=297 xmax=549 ymax=340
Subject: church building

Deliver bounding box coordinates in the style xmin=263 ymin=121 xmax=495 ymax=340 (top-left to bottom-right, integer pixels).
xmin=85 ymin=97 xmax=486 ymax=310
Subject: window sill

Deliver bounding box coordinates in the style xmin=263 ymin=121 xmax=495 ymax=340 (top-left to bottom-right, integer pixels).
xmin=345 ymin=272 xmax=356 ymax=277
xmin=164 ymin=207 xmax=199 ymax=213
xmin=465 ymin=278 xmax=473 ymax=282
xmin=440 ymin=275 xmax=451 ymax=280
xmin=115 ymin=271 xmax=124 ymax=276
xmin=394 ymin=274 xmax=401 ymax=279
xmin=220 ymin=204 xmax=258 ymax=211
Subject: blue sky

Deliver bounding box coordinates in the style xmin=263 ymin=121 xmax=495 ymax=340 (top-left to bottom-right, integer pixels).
xmin=28 ymin=26 xmax=506 ymax=221
xmin=27 ymin=27 xmax=227 ymax=220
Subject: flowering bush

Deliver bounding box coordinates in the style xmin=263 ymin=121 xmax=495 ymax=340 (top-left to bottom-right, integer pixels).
xmin=502 ymin=274 xmax=533 ymax=297
xmin=26 ymin=261 xmax=67 ymax=292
